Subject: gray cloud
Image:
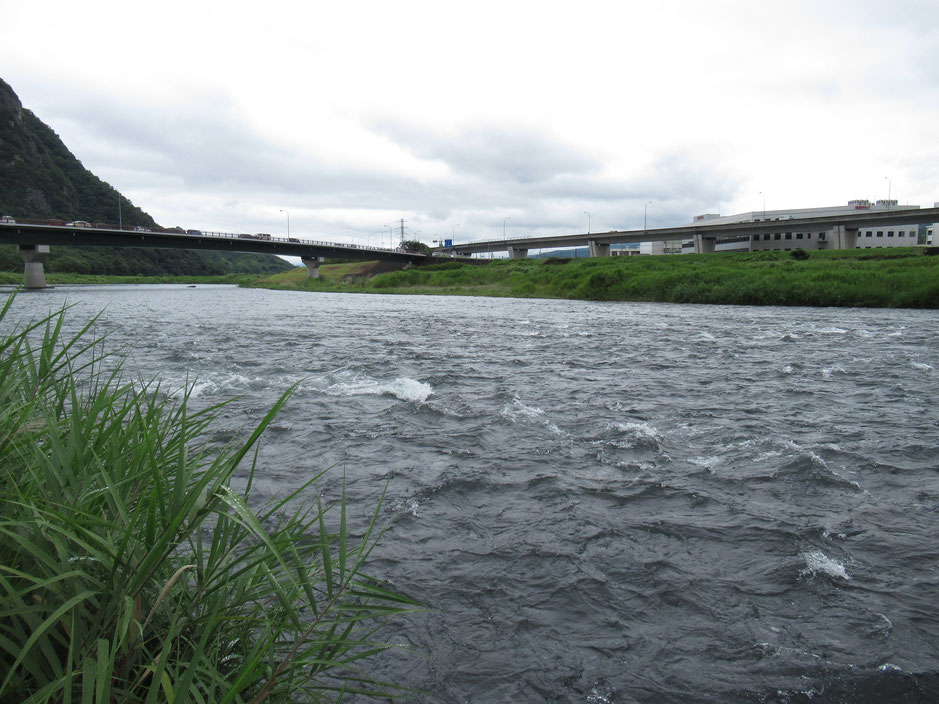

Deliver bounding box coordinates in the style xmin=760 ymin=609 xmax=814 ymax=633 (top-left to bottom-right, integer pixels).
xmin=374 ymin=122 xmax=600 ymax=185
xmin=37 ymin=87 xmax=749 ymax=240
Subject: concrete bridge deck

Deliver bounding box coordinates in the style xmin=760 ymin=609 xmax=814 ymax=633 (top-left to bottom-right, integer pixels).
xmin=0 ymin=222 xmax=469 ymax=288
xmin=443 ymin=207 xmax=939 ymax=258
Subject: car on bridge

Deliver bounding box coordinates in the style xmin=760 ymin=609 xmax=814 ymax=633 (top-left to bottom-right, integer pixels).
xmin=66 ymin=221 xmax=91 ymax=228
xmin=0 ymin=216 xmax=15 ymax=224
xmin=133 ymin=226 xmax=151 ymax=232
xmin=186 ymin=229 xmax=202 ymax=236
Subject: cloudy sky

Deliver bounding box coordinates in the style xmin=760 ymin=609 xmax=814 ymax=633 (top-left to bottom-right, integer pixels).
xmin=3 ymin=0 xmax=937 ymax=246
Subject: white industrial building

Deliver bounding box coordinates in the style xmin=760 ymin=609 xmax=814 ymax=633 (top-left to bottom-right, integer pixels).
xmin=678 ymin=200 xmax=931 ymax=254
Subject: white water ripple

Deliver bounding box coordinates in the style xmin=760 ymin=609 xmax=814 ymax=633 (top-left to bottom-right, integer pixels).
xmin=801 ymin=550 xmax=851 ymax=580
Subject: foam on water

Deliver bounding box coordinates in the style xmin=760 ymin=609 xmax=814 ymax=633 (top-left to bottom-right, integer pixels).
xmin=502 ymin=397 xmax=562 ymax=434
xmin=177 ymin=372 xmax=256 ymax=398
xmin=323 ymin=373 xmax=433 ymax=402
xmin=822 ymin=365 xmax=847 ymax=379
xmin=801 ymin=550 xmax=851 ymax=580
xmin=609 ymin=420 xmax=663 ymax=450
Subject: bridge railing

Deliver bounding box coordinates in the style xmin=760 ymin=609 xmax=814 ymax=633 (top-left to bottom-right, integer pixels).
xmin=2 ymin=220 xmax=471 ymax=257
xmin=1 ymin=220 xmax=406 ymax=254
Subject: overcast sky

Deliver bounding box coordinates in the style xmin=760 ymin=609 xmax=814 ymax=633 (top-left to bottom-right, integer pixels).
xmin=3 ymin=0 xmax=937 ymax=246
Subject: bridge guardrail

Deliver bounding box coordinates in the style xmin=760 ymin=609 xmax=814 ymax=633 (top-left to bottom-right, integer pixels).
xmin=0 ymin=221 xmax=405 ymax=254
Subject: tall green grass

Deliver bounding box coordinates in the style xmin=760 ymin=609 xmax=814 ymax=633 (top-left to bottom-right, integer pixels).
xmin=270 ymin=248 xmax=939 ymax=308
xmin=0 ymin=295 xmax=418 ymax=702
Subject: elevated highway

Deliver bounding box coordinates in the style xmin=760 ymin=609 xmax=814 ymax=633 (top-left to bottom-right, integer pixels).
xmin=0 ymin=222 xmax=468 ymax=288
xmin=443 ymin=207 xmax=939 ymax=258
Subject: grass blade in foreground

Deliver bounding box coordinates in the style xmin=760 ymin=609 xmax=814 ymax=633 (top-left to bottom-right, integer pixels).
xmin=0 ymin=295 xmax=420 ymax=703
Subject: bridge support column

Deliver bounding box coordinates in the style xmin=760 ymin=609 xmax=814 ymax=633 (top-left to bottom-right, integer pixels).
xmin=693 ymin=235 xmax=715 ymax=253
xmin=19 ymin=245 xmax=50 ymax=289
xmin=829 ymin=225 xmax=858 ymax=250
xmin=587 ymin=240 xmax=610 ymax=257
xmin=301 ymin=256 xmax=325 ymax=279
xmin=507 ymin=245 xmax=528 ymax=260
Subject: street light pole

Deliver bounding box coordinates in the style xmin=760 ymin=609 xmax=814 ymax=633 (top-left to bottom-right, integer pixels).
xmin=644 ymin=201 xmax=652 ymax=231
xmin=503 ymin=217 xmax=510 ymax=238
xmin=885 ymin=176 xmax=892 ymax=209
xmin=584 ymin=211 xmax=590 ymax=235
xmin=280 ymin=209 xmax=290 ymax=237
xmin=759 ymin=192 xmax=765 ymax=220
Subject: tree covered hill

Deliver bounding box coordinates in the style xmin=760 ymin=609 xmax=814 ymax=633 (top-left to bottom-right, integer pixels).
xmin=0 ymin=77 xmax=290 ymax=275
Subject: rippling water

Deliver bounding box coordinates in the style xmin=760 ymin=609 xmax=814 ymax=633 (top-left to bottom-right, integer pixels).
xmin=5 ymin=285 xmax=939 ymax=703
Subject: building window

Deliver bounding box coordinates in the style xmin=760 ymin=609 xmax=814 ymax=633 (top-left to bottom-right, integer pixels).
xmin=785 ymin=232 xmax=792 ymax=240
xmin=807 ymin=233 xmax=813 ymax=239
xmin=774 ymin=233 xmax=781 ymax=240
xmin=877 ymin=231 xmax=883 ymax=237
xmin=796 ymin=233 xmax=804 ymax=239
xmin=888 ymin=231 xmax=894 ymax=237
xmin=763 ymin=234 xmax=771 ymax=241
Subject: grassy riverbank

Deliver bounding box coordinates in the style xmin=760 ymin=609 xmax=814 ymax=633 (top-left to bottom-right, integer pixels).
xmin=0 ymin=296 xmax=417 ymax=701
xmin=254 ymin=247 xmax=939 ymax=308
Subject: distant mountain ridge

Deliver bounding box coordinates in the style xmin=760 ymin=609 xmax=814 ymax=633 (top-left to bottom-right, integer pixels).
xmin=0 ymin=77 xmax=290 ymax=275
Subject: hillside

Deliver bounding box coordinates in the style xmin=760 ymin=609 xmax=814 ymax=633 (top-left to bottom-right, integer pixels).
xmin=0 ymin=77 xmax=290 ymax=276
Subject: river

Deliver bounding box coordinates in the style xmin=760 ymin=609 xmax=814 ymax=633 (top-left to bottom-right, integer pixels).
xmin=4 ymin=285 xmax=938 ymax=703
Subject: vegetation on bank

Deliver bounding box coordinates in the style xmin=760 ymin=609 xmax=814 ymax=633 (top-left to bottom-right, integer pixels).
xmin=0 ymin=295 xmax=418 ymax=702
xmin=254 ymin=247 xmax=939 ymax=308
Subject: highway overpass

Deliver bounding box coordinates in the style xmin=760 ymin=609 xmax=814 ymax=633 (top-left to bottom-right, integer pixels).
xmin=0 ymin=222 xmax=469 ymax=288
xmin=442 ymin=207 xmax=939 ymax=258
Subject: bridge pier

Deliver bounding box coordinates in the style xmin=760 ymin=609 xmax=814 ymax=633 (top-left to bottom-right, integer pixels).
xmin=301 ymin=256 xmax=325 ymax=279
xmin=693 ymin=235 xmax=715 ymax=253
xmin=19 ymin=245 xmax=50 ymax=289
xmin=507 ymin=245 xmax=528 ymax=260
xmin=587 ymin=240 xmax=610 ymax=257
xmin=829 ymin=225 xmax=858 ymax=250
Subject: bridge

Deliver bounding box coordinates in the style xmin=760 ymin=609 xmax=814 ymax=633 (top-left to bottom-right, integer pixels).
xmin=0 ymin=222 xmax=467 ymax=288
xmin=441 ymin=206 xmax=939 ymax=258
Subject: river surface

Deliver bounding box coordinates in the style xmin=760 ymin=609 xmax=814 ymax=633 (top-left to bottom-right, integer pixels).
xmin=4 ymin=285 xmax=938 ymax=703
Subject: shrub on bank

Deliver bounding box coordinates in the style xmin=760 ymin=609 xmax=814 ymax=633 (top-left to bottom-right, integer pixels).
xmin=0 ymin=295 xmax=417 ymax=702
